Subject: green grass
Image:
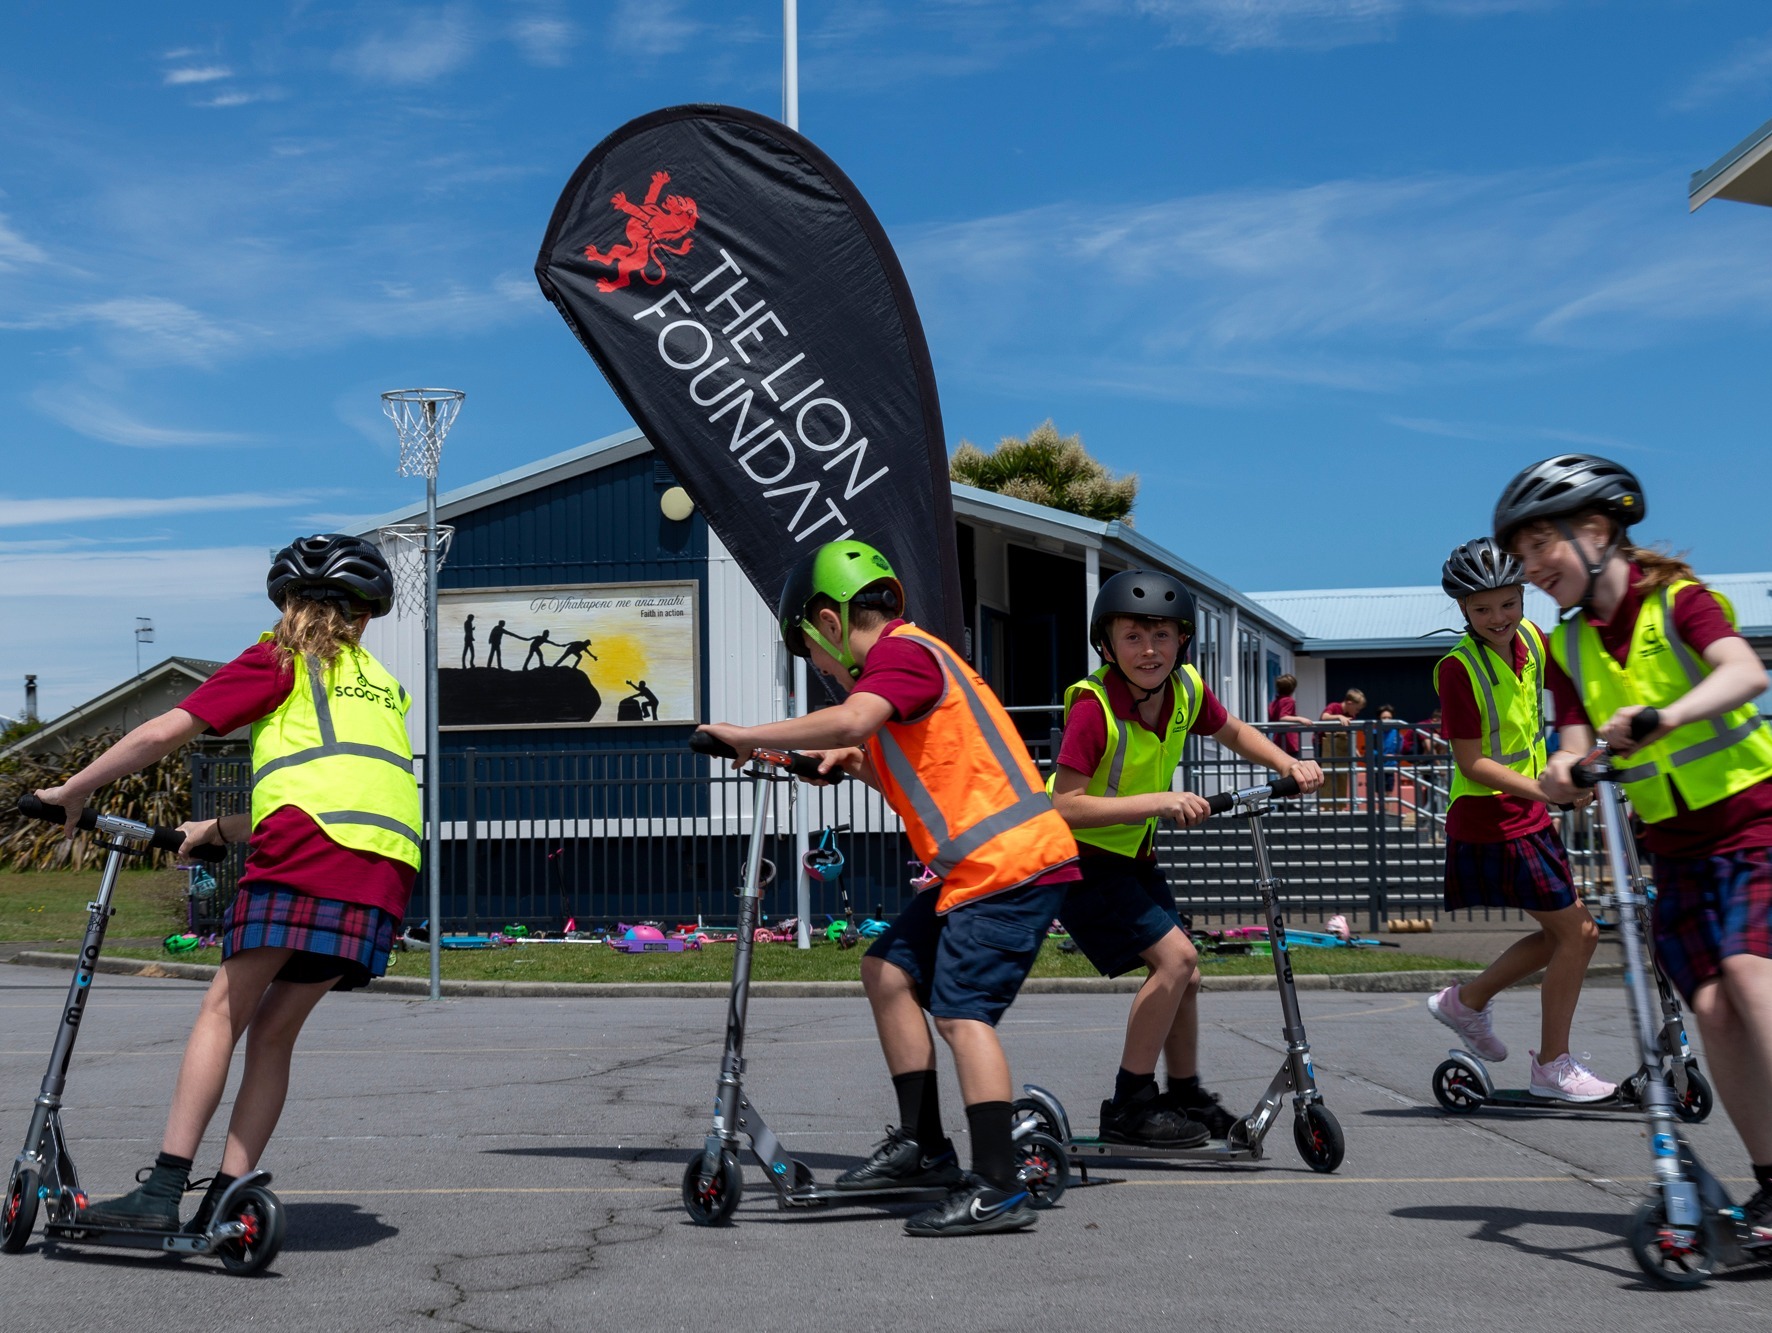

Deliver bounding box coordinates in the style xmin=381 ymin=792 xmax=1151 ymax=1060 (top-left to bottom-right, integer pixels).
xmin=0 ymin=867 xmax=188 ymax=942
xmin=96 ymin=937 xmax=1475 ymax=984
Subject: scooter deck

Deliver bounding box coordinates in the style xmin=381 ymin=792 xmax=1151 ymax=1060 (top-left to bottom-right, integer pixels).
xmin=773 ymin=1181 xmax=953 ymax=1208
xmin=43 ymin=1220 xmax=217 ymax=1254
xmin=1065 ymin=1136 xmax=1258 ymax=1164
xmin=1479 ymin=1088 xmax=1641 ymax=1113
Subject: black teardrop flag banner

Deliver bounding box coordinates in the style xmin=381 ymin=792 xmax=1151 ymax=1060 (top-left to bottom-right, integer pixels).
xmin=535 ymin=104 xmax=964 ymax=653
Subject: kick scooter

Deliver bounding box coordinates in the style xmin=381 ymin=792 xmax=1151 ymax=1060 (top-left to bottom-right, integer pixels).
xmin=1014 ymin=775 xmax=1347 ymax=1176
xmin=1552 ymin=713 xmax=1771 ymax=1288
xmin=680 ymin=733 xmax=1070 ymax=1225
xmin=3 ymin=796 xmax=285 ymax=1273
xmin=1430 ymin=758 xmax=1712 ymax=1123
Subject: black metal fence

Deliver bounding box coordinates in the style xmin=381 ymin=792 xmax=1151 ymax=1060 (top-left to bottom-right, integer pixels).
xmin=188 ymin=720 xmax=1612 ymax=934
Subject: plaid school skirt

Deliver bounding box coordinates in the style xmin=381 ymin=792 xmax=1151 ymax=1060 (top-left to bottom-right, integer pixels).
xmin=223 ymin=884 xmax=397 ymax=992
xmin=1651 ymin=847 xmax=1772 ymax=1004
xmin=1444 ymin=825 xmax=1577 ymax=914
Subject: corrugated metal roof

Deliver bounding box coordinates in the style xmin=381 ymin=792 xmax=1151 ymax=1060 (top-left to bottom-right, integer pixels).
xmin=1254 ymin=574 xmax=1772 ymax=653
xmin=1690 ymin=114 xmax=1772 ymax=210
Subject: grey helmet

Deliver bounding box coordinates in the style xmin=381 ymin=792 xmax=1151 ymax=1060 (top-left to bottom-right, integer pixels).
xmin=1441 ymin=538 xmax=1523 ymax=600
xmin=267 ymin=534 xmax=395 ymax=618
xmin=1492 ymin=453 xmax=1645 ymax=550
xmin=1089 ymin=570 xmax=1197 ymax=658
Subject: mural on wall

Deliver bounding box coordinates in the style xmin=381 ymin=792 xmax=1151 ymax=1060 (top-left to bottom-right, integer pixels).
xmin=437 ymin=582 xmax=697 ymax=729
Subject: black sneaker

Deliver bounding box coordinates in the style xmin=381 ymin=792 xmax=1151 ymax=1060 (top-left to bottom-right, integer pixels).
xmin=834 ymin=1126 xmax=964 ymax=1192
xmin=1162 ymin=1084 xmax=1239 ymax=1140
xmin=183 ymin=1176 xmax=232 ymax=1235
xmin=1741 ymin=1183 xmax=1772 ymax=1246
xmin=1099 ymin=1085 xmax=1209 ymax=1147
xmin=903 ymin=1174 xmax=1036 ymax=1237
xmin=75 ymin=1164 xmax=185 ymax=1231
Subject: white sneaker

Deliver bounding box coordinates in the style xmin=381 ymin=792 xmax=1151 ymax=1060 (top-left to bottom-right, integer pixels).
xmin=1528 ymin=1051 xmax=1617 ymax=1103
xmin=1427 ymin=985 xmax=1506 ymax=1061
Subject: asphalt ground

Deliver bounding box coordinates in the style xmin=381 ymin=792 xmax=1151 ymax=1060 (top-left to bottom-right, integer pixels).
xmin=0 ymin=962 xmax=1766 ymax=1332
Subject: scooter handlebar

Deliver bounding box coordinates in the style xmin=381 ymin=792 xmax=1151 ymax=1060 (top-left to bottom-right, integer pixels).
xmin=1204 ymin=775 xmax=1301 ymax=816
xmin=688 ymin=730 xmax=845 ymax=784
xmin=1571 ymin=707 xmax=1661 ymax=789
xmin=16 ymin=795 xmax=228 ymax=862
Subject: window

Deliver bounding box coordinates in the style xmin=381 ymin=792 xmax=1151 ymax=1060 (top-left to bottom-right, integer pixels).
xmin=1239 ymin=626 xmax=1264 ymax=720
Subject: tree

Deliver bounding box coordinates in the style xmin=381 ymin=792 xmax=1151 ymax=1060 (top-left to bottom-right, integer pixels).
xmin=949 ymin=420 xmax=1137 ymax=524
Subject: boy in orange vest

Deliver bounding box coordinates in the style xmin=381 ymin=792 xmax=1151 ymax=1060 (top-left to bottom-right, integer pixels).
xmin=698 ymin=540 xmax=1078 ymax=1237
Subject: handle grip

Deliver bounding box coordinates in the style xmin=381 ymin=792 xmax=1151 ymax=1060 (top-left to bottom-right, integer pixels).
xmin=688 ymin=730 xmax=844 ymax=784
xmin=1629 ymin=707 xmax=1660 ymax=742
xmin=16 ymin=795 xmax=228 ymax=863
xmin=1204 ymin=775 xmax=1301 ymax=816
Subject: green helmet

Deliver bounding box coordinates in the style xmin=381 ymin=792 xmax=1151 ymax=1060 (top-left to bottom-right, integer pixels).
xmin=778 ymin=540 xmax=906 ymax=679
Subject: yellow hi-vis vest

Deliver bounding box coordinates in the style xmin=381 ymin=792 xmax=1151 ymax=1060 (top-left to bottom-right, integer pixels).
xmin=1549 ymin=581 xmax=1772 ymax=824
xmin=249 ymin=637 xmax=423 ymax=869
xmin=1437 ymin=622 xmax=1547 ymax=809
xmin=1048 ymin=664 xmax=1204 ymax=857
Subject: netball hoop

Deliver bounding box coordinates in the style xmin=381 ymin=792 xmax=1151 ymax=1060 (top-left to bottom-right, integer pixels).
xmin=374 ymin=523 xmax=457 ymax=620
xmin=380 ymin=387 xmax=464 ymax=1003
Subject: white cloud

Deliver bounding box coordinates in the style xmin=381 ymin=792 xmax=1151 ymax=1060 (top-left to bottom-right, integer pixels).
xmin=0 ymin=493 xmax=304 ymax=529
xmin=1672 ymin=30 xmax=1772 ymax=111
xmin=901 ymin=165 xmax=1772 ymax=402
xmin=0 ymin=214 xmax=49 ymax=270
xmin=3 ymin=297 xmax=239 ymax=366
xmin=164 ymin=65 xmax=232 ymax=85
xmin=28 ymin=388 xmax=255 ymax=447
xmin=198 ymin=91 xmax=261 ymax=108
xmin=335 ymin=4 xmax=477 ymax=84
xmin=511 ymin=15 xmax=575 ymax=67
xmin=611 ymin=0 xmax=701 ymax=58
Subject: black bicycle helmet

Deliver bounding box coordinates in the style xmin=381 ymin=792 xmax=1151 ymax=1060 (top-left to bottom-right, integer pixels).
xmin=1492 ymin=453 xmax=1645 ymax=550
xmin=1089 ymin=570 xmax=1197 ymax=657
xmin=1441 ymin=538 xmax=1523 ymax=600
xmin=267 ymin=534 xmax=395 ymax=618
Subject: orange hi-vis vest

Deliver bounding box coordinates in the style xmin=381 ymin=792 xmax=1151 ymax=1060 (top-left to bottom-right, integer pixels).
xmin=863 ymin=625 xmax=1078 ymax=913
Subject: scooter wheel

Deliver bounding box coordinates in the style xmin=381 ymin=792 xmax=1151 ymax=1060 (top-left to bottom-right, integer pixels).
xmin=215 ymin=1185 xmax=285 ymax=1275
xmin=1432 ymin=1059 xmax=1486 ymax=1114
xmin=1011 ymin=1097 xmax=1062 ymax=1143
xmin=1293 ymin=1103 xmax=1344 ymax=1174
xmin=681 ymin=1150 xmax=742 ymax=1226
xmin=1628 ymin=1197 xmax=1715 ymax=1288
xmin=1014 ymin=1131 xmax=1070 ymax=1209
xmin=1668 ymin=1066 xmax=1714 ymax=1125
xmin=2 ymin=1165 xmax=39 ymax=1253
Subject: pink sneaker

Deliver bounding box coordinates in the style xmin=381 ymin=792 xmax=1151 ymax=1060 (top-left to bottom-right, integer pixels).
xmin=1529 ymin=1051 xmax=1617 ymax=1102
xmin=1427 ymin=985 xmax=1506 ymax=1061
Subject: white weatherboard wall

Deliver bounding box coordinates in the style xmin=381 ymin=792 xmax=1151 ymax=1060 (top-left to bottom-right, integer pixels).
xmin=704 ymin=528 xmax=789 ymax=728
xmin=361 ymin=595 xmax=427 ymax=755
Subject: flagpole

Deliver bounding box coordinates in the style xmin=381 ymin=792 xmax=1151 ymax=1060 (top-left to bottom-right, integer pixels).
xmin=784 ymin=0 xmax=813 ymax=950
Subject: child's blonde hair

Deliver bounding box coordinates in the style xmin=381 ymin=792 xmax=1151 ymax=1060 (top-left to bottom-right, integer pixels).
xmin=270 ymin=597 xmax=365 ymax=670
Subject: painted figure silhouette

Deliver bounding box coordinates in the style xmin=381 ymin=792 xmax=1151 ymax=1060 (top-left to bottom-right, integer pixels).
xmin=487 ymin=619 xmax=513 ymax=669
xmin=461 ymin=614 xmax=476 ymax=669
xmin=624 ymin=679 xmax=660 ymax=721
xmin=554 ymin=639 xmax=598 ymax=669
xmin=522 ymin=629 xmax=555 ymax=671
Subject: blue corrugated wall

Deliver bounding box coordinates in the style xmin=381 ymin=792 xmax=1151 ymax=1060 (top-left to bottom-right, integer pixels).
xmin=439 ymin=452 xmax=708 ymax=754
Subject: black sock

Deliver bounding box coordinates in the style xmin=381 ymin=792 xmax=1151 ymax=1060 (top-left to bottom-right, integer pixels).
xmin=1167 ymin=1075 xmax=1202 ymax=1101
xmin=1114 ymin=1068 xmax=1156 ymax=1104
xmin=154 ymin=1151 xmax=194 ymax=1175
xmin=1754 ymin=1162 xmax=1772 ymax=1190
xmin=966 ymin=1101 xmax=1016 ymax=1191
xmin=892 ymin=1069 xmax=944 ymax=1147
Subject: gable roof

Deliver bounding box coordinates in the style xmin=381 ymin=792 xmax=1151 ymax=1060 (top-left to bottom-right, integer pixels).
xmin=1691 ymin=115 xmax=1772 ymax=211
xmin=1254 ymin=574 xmax=1772 ymax=654
xmin=0 ymin=657 xmax=223 ymax=761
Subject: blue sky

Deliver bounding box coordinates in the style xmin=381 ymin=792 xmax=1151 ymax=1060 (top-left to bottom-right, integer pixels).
xmin=4 ymin=1 xmax=1772 ymax=718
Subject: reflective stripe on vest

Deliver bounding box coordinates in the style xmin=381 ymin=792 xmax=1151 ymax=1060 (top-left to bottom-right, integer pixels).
xmin=1551 ymin=582 xmax=1772 ymax=821
xmin=250 ymin=642 xmax=422 ymax=868
xmin=865 ymin=626 xmax=1076 ymax=912
xmin=1051 ymin=664 xmax=1203 ymax=857
xmin=1437 ymin=623 xmax=1547 ymax=806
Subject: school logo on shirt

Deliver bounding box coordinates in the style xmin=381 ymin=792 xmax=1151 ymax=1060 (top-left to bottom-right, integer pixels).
xmin=1639 ymin=621 xmax=1668 ymax=659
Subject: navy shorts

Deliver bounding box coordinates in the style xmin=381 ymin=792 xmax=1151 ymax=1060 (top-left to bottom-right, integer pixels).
xmin=1651 ymin=848 xmax=1772 ymax=1004
xmin=865 ymin=879 xmax=1067 ymax=1025
xmin=1059 ymin=855 xmax=1185 ymax=978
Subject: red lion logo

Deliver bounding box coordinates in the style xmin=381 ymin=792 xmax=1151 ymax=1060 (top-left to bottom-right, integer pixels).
xmin=584 ymin=170 xmax=699 ymax=293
